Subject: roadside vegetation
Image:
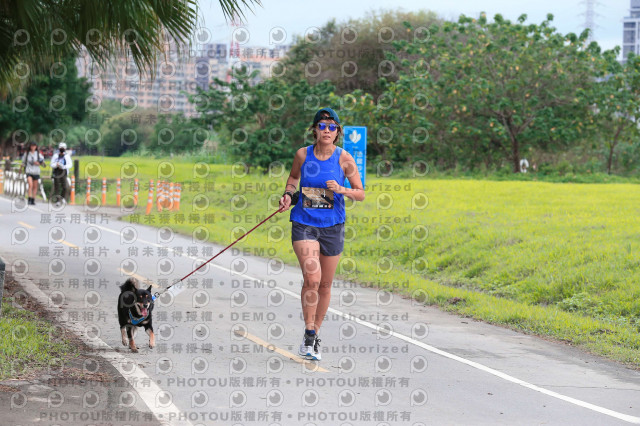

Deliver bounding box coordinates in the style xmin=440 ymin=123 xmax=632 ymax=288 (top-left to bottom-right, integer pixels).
xmin=0 ymin=301 xmax=76 ymax=380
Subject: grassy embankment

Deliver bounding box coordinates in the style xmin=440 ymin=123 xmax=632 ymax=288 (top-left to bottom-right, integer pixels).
xmin=76 ymin=155 xmax=640 ymax=367
xmin=0 ymin=302 xmax=76 ymax=379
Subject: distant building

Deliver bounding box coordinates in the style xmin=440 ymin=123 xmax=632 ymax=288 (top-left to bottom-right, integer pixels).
xmin=194 ymin=43 xmax=230 ymax=91
xmin=77 ymin=42 xmax=229 ymax=117
xmin=623 ymin=0 xmax=640 ymax=60
xmin=230 ymin=45 xmax=290 ymax=86
xmin=77 ymin=42 xmax=289 ymax=117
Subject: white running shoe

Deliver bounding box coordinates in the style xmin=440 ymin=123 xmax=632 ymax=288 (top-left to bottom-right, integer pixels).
xmin=298 ymin=331 xmax=316 ymax=358
xmin=310 ymin=336 xmax=321 ymax=361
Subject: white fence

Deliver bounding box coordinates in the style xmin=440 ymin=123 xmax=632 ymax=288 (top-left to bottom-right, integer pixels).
xmin=1 ymin=169 xmax=48 ymax=200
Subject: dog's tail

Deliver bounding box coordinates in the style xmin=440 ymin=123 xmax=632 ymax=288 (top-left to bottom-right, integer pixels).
xmin=120 ymin=277 xmax=139 ymax=293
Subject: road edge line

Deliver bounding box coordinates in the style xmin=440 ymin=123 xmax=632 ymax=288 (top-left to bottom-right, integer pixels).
xmin=12 ymin=275 xmax=193 ymax=426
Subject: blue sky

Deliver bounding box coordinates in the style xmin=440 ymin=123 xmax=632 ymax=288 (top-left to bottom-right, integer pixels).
xmin=198 ymin=0 xmax=628 ymax=54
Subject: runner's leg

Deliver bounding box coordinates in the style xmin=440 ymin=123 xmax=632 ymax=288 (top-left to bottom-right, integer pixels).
xmin=293 ymin=240 xmax=322 ymax=330
xmin=314 ymin=253 xmax=341 ymax=331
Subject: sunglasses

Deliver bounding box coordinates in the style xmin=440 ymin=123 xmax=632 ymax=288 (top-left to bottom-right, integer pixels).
xmin=317 ymin=123 xmax=339 ymax=131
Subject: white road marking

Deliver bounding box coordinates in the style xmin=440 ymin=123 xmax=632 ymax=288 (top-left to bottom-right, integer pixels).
xmin=0 ymin=206 xmax=184 ymax=422
xmin=89 ymin=222 xmax=640 ymax=424
xmin=13 ymin=271 xmax=192 ymax=426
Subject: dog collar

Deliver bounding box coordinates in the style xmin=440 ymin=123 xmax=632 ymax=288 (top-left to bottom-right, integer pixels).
xmin=129 ymin=310 xmax=147 ymax=325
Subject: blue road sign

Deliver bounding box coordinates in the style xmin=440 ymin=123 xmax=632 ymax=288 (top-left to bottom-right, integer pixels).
xmin=342 ymin=126 xmax=366 ymax=189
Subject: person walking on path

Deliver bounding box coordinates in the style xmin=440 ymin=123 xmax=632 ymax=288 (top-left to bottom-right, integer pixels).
xmin=21 ymin=142 xmax=45 ymax=205
xmin=50 ymin=142 xmax=72 ymax=206
xmin=278 ymin=107 xmax=365 ymax=361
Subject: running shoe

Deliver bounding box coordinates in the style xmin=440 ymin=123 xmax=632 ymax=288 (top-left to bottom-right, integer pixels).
xmin=298 ymin=330 xmax=315 ymax=358
xmin=309 ymin=336 xmax=322 ymax=361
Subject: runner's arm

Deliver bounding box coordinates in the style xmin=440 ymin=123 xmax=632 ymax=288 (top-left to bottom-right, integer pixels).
xmin=279 ymin=148 xmax=305 ymax=211
xmin=339 ymin=151 xmax=365 ymax=202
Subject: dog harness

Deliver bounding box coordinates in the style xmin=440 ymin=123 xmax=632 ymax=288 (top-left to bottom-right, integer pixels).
xmin=129 ymin=311 xmax=147 ymax=325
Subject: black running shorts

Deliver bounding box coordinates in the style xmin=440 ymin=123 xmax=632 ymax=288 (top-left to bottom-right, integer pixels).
xmin=291 ymin=221 xmax=345 ymax=256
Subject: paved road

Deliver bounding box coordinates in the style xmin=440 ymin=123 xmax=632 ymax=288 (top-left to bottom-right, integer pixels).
xmin=1 ymin=195 xmax=640 ymax=426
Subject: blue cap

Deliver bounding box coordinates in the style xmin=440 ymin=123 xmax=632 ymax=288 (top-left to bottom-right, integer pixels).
xmin=313 ymin=107 xmax=340 ymax=125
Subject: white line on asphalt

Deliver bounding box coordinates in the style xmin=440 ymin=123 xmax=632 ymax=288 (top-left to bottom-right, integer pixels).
xmin=14 ymin=271 xmax=193 ymax=426
xmin=0 ymin=196 xmax=45 ymax=213
xmin=0 ymin=204 xmax=193 ymax=424
xmin=0 ymin=202 xmax=191 ymax=424
xmin=92 ymin=223 xmax=640 ymax=424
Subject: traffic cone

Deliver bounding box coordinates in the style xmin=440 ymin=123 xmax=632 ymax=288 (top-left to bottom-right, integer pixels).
xmin=70 ymin=175 xmax=75 ymax=205
xmin=86 ymin=177 xmax=91 ymax=204
xmin=156 ymin=180 xmax=163 ymax=212
xmin=116 ymin=178 xmax=121 ymax=206
xmin=133 ymin=178 xmax=139 ymax=206
xmin=145 ymin=180 xmax=154 ymax=215
xmin=175 ymin=183 xmax=181 ymax=211
xmin=101 ymin=177 xmax=107 ymax=205
xmin=169 ymin=182 xmax=175 ymax=210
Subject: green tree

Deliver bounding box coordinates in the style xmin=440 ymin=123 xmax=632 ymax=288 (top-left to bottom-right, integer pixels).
xmin=280 ymin=10 xmax=440 ymax=98
xmin=194 ymin=68 xmax=335 ymax=172
xmin=384 ymin=13 xmax=603 ymax=172
xmin=0 ymin=55 xmax=91 ymax=155
xmin=98 ymin=110 xmax=154 ymax=156
xmin=150 ymin=113 xmax=212 ymax=154
xmin=64 ymin=99 xmax=122 ymax=155
xmin=0 ymin=102 xmax=17 ymax=155
xmin=590 ymin=52 xmax=640 ymax=174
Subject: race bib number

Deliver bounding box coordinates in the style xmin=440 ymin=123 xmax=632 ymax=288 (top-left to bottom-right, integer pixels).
xmin=301 ymin=187 xmax=334 ymax=209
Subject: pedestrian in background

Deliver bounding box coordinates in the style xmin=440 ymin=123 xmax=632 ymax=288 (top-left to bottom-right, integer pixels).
xmin=21 ymin=141 xmax=45 ymax=205
xmin=50 ymin=142 xmax=72 ymax=206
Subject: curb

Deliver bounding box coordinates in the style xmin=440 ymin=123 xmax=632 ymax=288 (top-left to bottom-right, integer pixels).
xmin=11 ymin=275 xmax=192 ymax=426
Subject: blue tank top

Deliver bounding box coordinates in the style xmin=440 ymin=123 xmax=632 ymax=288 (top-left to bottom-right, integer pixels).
xmin=290 ymin=145 xmax=346 ymax=227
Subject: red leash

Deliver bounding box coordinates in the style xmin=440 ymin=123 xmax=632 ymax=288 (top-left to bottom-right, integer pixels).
xmin=180 ymin=208 xmax=280 ymax=281
xmin=154 ymin=208 xmax=281 ymax=298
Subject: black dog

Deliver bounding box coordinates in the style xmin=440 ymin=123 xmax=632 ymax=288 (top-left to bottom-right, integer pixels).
xmin=117 ymin=278 xmax=154 ymax=352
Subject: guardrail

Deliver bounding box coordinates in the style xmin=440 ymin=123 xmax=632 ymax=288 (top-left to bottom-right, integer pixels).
xmin=1 ymin=169 xmax=47 ymax=200
xmin=1 ymin=170 xmax=28 ymax=197
xmin=1 ymin=167 xmax=181 ymax=213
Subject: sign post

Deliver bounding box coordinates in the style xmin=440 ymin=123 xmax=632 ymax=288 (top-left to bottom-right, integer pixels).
xmin=342 ymin=126 xmax=366 ymax=189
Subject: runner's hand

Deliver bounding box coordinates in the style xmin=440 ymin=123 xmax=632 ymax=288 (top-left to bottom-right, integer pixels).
xmin=326 ymin=180 xmax=342 ymax=193
xmin=278 ymin=194 xmax=291 ymax=212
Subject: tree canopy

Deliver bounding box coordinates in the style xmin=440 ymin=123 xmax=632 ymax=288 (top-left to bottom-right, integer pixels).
xmin=192 ymin=68 xmax=335 ymax=172
xmin=331 ymin=13 xmax=618 ymax=172
xmin=0 ymin=0 xmax=262 ymax=95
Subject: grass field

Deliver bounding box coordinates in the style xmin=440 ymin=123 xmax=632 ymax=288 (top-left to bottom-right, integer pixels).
xmin=74 ymin=155 xmax=640 ymax=367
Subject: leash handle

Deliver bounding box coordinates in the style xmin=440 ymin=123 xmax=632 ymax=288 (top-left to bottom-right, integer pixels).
xmin=153 ymin=277 xmax=182 ymax=301
xmin=153 ymin=208 xmax=281 ymax=299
